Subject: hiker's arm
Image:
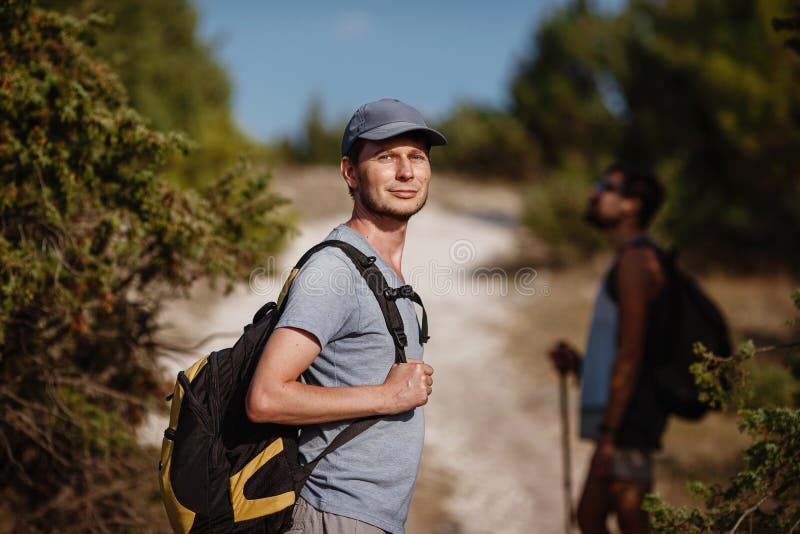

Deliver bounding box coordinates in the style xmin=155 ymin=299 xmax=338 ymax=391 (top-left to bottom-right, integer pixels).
xmin=245 ymin=326 xmax=433 ymax=425
xmin=601 ymin=248 xmax=660 ymax=436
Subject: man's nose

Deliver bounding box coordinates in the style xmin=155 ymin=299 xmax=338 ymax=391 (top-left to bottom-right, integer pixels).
xmin=397 ymin=156 xmax=414 ymax=181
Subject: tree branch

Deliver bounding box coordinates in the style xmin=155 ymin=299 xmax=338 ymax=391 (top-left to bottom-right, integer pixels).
xmin=754 ymin=340 xmax=800 ymax=354
xmin=728 ymin=492 xmax=771 ymax=533
xmin=788 ymin=514 xmax=800 ymax=534
xmin=0 ymin=427 xmax=34 ymax=486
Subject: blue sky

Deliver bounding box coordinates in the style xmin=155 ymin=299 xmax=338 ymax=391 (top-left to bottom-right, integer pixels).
xmin=192 ymin=1 xmax=622 ymax=143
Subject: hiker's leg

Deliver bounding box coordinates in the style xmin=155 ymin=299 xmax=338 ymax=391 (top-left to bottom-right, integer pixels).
xmin=609 ymin=479 xmax=650 ymax=534
xmin=577 ymin=471 xmax=612 ymax=534
xmin=608 ymin=448 xmax=653 ymax=534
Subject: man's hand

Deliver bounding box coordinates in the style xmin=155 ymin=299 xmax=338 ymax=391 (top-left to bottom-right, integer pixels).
xmin=382 ymin=359 xmax=434 ymax=413
xmin=590 ymin=433 xmax=615 ymax=478
xmin=549 ymin=341 xmax=581 ymax=376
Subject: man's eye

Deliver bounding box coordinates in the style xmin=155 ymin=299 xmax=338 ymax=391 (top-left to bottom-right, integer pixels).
xmin=378 ymin=154 xmax=392 ymax=161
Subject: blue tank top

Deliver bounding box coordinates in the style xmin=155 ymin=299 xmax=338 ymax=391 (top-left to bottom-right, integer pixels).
xmin=579 ymin=271 xmax=617 ymax=440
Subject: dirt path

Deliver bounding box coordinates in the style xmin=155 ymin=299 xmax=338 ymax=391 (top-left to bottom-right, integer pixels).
xmin=147 ymin=165 xmax=800 ymax=533
xmin=147 ymin=168 xmax=595 ymax=533
xmin=400 ymin=201 xmax=596 ymax=533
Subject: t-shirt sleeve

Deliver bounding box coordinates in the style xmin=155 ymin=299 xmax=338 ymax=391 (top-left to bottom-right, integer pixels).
xmin=274 ymin=250 xmax=360 ymax=348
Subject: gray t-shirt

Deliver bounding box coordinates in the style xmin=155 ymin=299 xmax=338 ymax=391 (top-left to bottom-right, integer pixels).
xmin=274 ymin=224 xmax=425 ymax=534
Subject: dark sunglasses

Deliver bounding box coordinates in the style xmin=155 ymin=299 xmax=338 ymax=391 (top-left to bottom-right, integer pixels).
xmin=593 ymin=180 xmax=625 ymax=194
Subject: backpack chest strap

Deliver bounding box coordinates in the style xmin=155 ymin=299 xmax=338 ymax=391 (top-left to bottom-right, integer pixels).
xmin=382 ymin=285 xmax=429 ymax=344
xmin=290 ymin=239 xmax=429 ymax=363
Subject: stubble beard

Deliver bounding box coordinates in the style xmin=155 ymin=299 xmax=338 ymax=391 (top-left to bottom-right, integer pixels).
xmin=357 ymin=182 xmax=428 ymax=222
xmin=583 ymin=201 xmax=619 ymax=230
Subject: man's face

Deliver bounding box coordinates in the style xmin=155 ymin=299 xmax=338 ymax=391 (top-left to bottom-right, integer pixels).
xmin=341 ymin=135 xmax=432 ymax=222
xmin=584 ymin=171 xmax=627 ymax=229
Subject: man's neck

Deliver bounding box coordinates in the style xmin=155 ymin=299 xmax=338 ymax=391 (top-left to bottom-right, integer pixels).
xmin=345 ymin=213 xmax=408 ymax=279
xmin=606 ymin=218 xmax=647 ymax=252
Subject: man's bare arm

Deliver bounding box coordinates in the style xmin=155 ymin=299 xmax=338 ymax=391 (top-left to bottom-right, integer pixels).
xmin=245 ymin=326 xmax=433 ymax=425
xmin=601 ymin=247 xmax=662 ymax=432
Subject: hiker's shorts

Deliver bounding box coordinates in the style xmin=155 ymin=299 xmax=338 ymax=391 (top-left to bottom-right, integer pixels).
xmin=612 ymin=448 xmax=653 ymax=484
xmin=285 ymin=497 xmax=388 ymax=534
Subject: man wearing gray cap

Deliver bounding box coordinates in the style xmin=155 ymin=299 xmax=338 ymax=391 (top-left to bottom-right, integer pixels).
xmin=247 ymin=99 xmax=446 ymax=533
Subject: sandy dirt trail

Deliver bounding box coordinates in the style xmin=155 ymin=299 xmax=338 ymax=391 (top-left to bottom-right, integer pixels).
xmin=399 ymin=200 xmax=594 ymax=533
xmin=147 ymin=170 xmax=595 ymax=533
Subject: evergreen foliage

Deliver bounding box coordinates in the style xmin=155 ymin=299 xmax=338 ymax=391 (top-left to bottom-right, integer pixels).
xmin=38 ymin=0 xmax=257 ymax=188
xmin=280 ymin=96 xmax=344 ymax=165
xmin=643 ymin=292 xmax=800 ymax=532
xmin=0 ymin=2 xmax=289 ymax=529
xmin=513 ymin=0 xmax=800 ymax=272
xmin=432 ymin=103 xmax=540 ymax=181
xmin=520 ymin=157 xmax=605 ymax=262
xmin=773 ymin=1 xmax=800 ymax=54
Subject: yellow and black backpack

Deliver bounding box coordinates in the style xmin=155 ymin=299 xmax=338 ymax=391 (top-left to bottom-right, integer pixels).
xmin=158 ymin=240 xmax=428 ymax=533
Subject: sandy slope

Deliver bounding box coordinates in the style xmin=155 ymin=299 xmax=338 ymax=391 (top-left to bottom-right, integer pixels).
xmin=402 ymin=203 xmax=597 ymax=533
xmin=146 ymin=170 xmax=593 ymax=533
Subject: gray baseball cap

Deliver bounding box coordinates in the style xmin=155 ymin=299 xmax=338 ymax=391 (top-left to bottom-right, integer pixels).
xmin=341 ymin=98 xmax=447 ymax=157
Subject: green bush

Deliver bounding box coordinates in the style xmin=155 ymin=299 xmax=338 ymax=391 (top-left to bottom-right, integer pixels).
xmin=747 ymin=363 xmax=800 ymax=409
xmin=0 ymin=2 xmax=290 ymax=530
xmin=521 ymin=157 xmax=605 ymax=264
xmin=277 ymin=96 xmax=344 ymax=165
xmin=432 ymin=103 xmax=541 ymax=181
xmin=644 ymin=291 xmax=800 ymax=532
xmin=40 ymin=0 xmax=257 ymax=188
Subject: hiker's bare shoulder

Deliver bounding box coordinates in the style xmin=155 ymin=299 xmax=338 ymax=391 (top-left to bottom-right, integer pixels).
xmin=618 ymin=246 xmax=661 ymax=285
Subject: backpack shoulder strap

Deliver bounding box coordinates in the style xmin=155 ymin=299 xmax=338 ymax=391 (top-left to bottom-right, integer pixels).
xmin=281 ymin=239 xmax=430 ymax=359
xmin=297 ymin=239 xmax=414 ymax=361
xmin=323 ymin=240 xmax=410 ymax=363
xmin=383 ymin=285 xmax=429 ymax=343
xmin=294 ymin=415 xmax=382 ymax=485
xmin=277 ymin=239 xmax=430 ymax=484
xmin=331 ymin=240 xmax=430 ymax=344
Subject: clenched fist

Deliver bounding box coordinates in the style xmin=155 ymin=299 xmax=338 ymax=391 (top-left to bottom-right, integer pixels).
xmin=549 ymin=341 xmax=582 ymax=376
xmin=382 ymin=358 xmax=434 ymax=414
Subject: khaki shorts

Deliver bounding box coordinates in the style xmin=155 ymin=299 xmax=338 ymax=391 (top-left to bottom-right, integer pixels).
xmin=612 ymin=448 xmax=653 ymax=484
xmin=285 ymin=497 xmax=388 ymax=534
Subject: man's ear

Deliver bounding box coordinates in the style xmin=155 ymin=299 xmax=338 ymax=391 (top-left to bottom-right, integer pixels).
xmin=341 ymin=157 xmax=358 ymax=191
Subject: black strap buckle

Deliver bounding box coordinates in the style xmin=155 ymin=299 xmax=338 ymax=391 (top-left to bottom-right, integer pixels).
xmin=393 ymin=329 xmax=408 ymax=347
xmin=383 ymin=285 xmax=414 ymax=300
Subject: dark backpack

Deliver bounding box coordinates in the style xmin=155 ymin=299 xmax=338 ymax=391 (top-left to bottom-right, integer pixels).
xmin=158 ymin=240 xmax=428 ymax=533
xmin=608 ymin=237 xmax=731 ymax=420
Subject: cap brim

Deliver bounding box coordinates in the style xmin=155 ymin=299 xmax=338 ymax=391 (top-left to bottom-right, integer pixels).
xmin=359 ymin=121 xmax=447 ymax=147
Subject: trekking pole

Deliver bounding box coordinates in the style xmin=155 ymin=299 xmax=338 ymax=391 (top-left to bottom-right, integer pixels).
xmin=559 ymin=371 xmax=576 ymax=533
